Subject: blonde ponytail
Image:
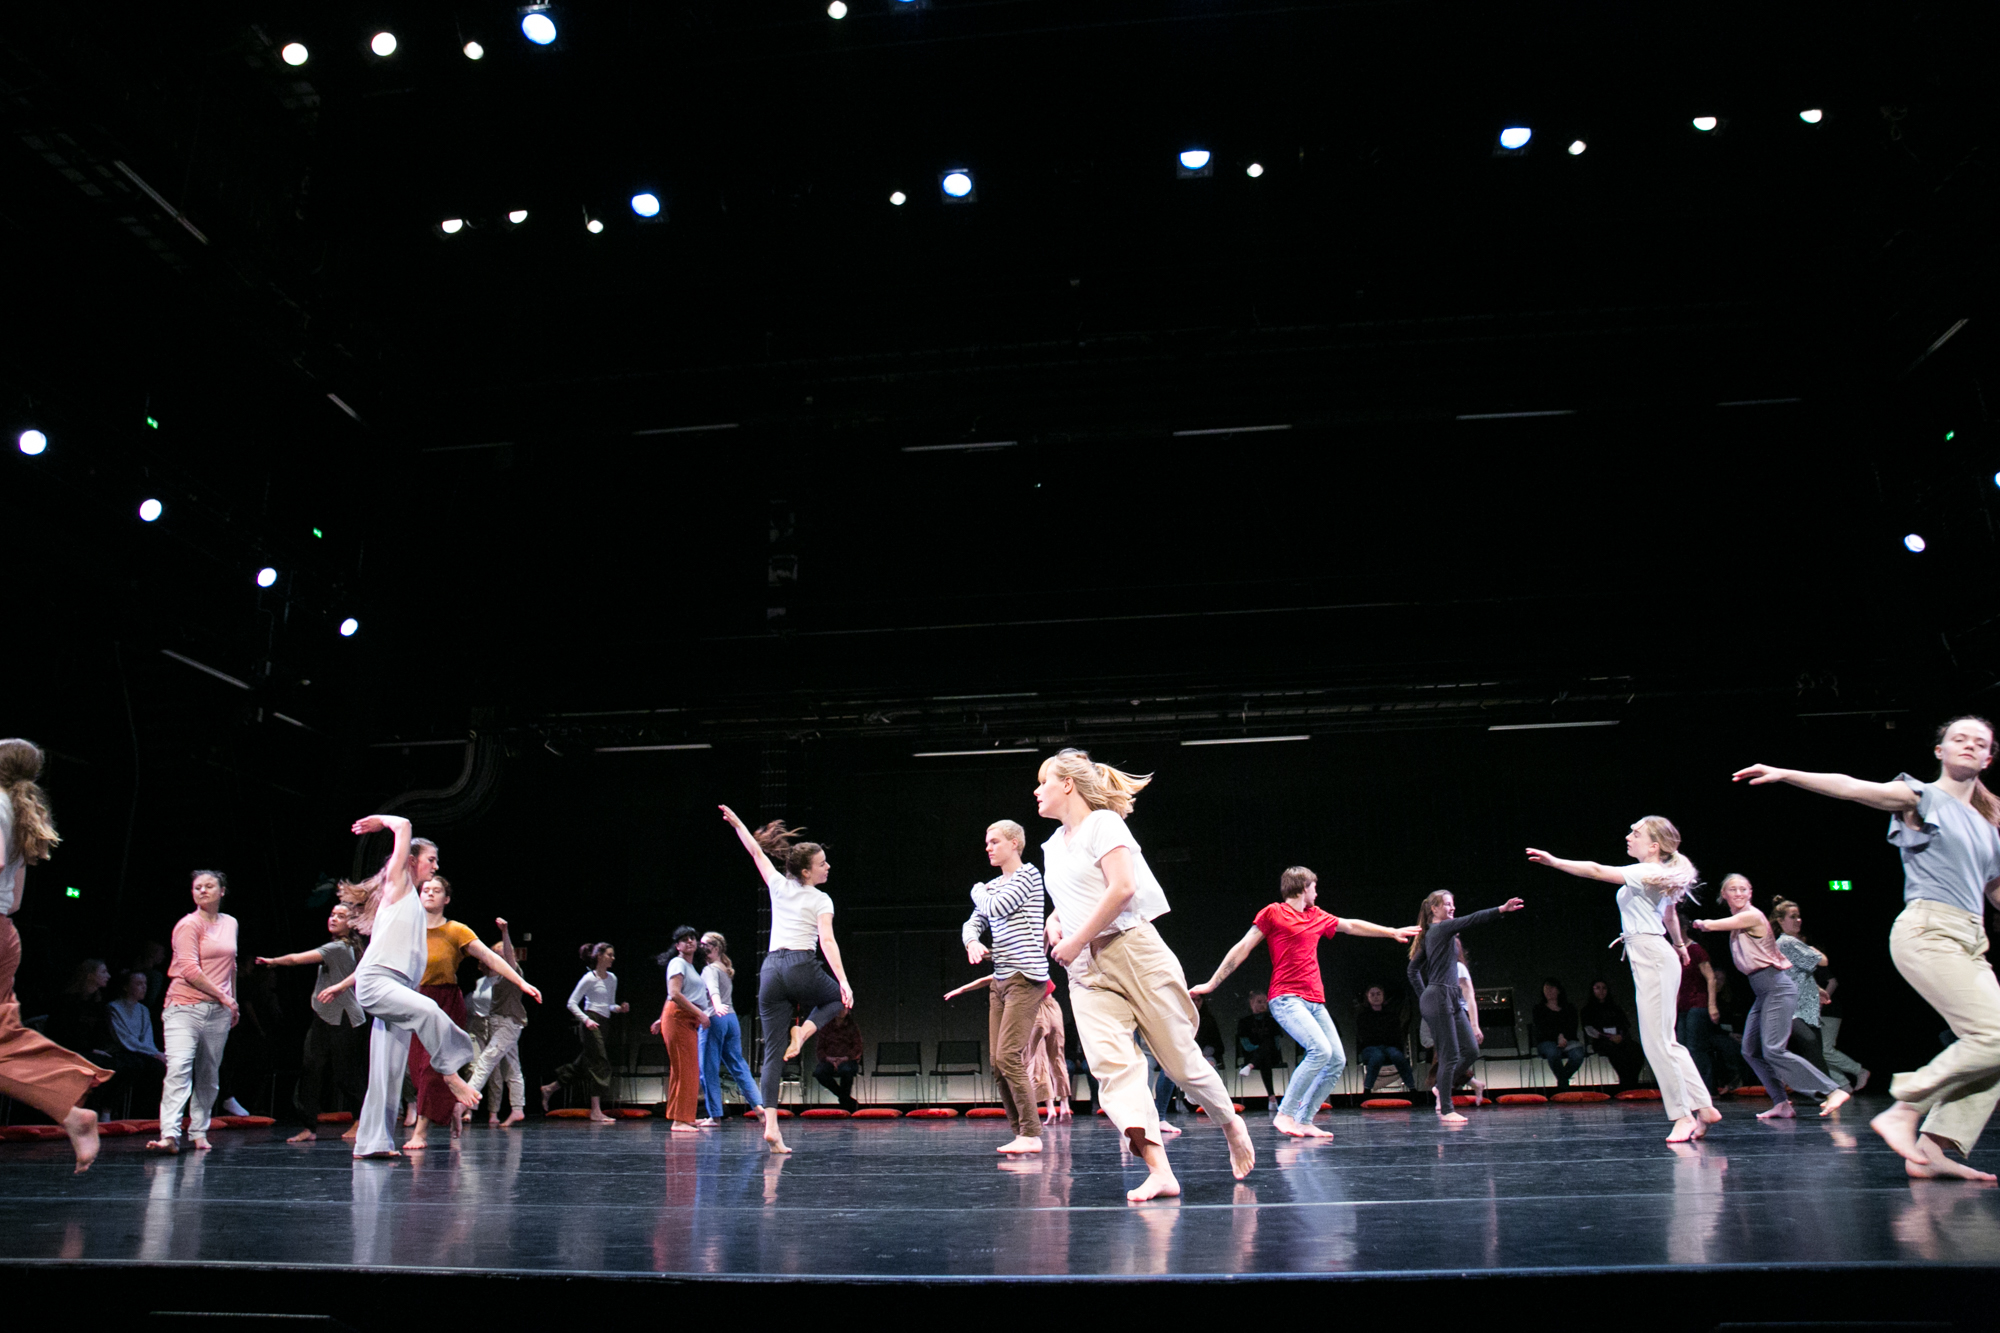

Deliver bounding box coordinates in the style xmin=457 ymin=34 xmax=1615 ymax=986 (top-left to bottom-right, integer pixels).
xmin=1634 ymin=814 xmax=1701 ymax=903
xmin=1037 ymin=747 xmax=1152 ymax=816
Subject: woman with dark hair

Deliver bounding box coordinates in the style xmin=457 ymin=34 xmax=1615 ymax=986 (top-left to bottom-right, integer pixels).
xmin=0 ymin=738 xmax=110 ymax=1171
xmin=543 ymin=942 xmax=627 ymax=1123
xmin=1529 ymin=980 xmax=1587 ymax=1089
xmin=657 ymin=927 xmax=711 ymax=1132
xmin=1772 ymin=898 xmax=1867 ymax=1092
xmin=50 ymin=960 xmax=117 ymax=1079
xmin=1407 ymin=890 xmax=1525 ymax=1124
xmin=1580 ymin=979 xmax=1644 ymax=1089
xmin=255 ymin=902 xmax=371 ymax=1143
xmin=720 ymin=805 xmax=854 ymax=1154
xmin=148 ymin=869 xmax=239 ymax=1154
xmin=697 ymin=931 xmax=761 ymax=1125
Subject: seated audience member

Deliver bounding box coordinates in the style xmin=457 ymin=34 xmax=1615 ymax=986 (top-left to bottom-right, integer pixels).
xmin=49 ymin=959 xmax=118 ymax=1066
xmin=1530 ymin=978 xmax=1587 ymax=1088
xmin=108 ymin=968 xmax=169 ymax=1100
xmin=1580 ymin=978 xmax=1644 ymax=1090
xmin=1235 ymin=990 xmax=1284 ymax=1103
xmin=1355 ymin=984 xmax=1416 ymax=1093
xmin=1675 ymin=929 xmax=1747 ymax=1093
xmin=812 ymin=1010 xmax=863 ymax=1111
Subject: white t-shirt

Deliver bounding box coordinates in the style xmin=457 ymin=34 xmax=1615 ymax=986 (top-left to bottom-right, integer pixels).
xmin=1615 ymin=863 xmax=1672 ymax=938
xmin=0 ymin=790 xmax=18 ymax=916
xmin=764 ymin=870 xmax=834 ymax=951
xmin=1041 ymin=809 xmax=1171 ymax=945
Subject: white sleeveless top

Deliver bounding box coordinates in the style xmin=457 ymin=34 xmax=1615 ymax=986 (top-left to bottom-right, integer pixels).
xmin=360 ymin=881 xmax=427 ymax=982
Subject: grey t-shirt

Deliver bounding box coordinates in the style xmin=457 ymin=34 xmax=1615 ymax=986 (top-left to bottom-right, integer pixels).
xmin=1891 ymin=774 xmax=2000 ymax=918
xmin=668 ymin=956 xmax=711 ymax=1014
xmin=314 ymin=940 xmax=366 ymax=1027
xmin=701 ymin=962 xmax=733 ymax=1010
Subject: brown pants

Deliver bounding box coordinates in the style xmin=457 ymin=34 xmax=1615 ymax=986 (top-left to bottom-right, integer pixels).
xmin=407 ymin=983 xmax=469 ymax=1124
xmin=1027 ymin=995 xmax=1069 ymax=1105
xmin=664 ymin=1003 xmax=701 ymax=1124
xmin=989 ymin=972 xmax=1045 ymax=1138
xmin=0 ymin=914 xmax=110 ymax=1121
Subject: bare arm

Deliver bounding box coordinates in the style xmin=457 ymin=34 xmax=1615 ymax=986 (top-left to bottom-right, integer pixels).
xmin=352 ymin=814 xmax=415 ymax=904
xmin=668 ymin=972 xmax=709 ymax=1027
xmin=1049 ymin=846 xmax=1139 ymax=968
xmin=314 ymin=972 xmax=357 ymax=1007
xmin=1524 ymin=849 xmax=1626 ymax=884
xmin=1189 ymin=926 xmax=1265 ymax=996
xmin=943 ymin=975 xmax=994 ymax=1001
xmin=1701 ymin=960 xmax=1720 ymax=1019
xmin=718 ymin=805 xmax=779 ymax=884
xmin=1665 ymin=910 xmax=1691 ymax=955
xmin=495 ymin=918 xmax=517 ymax=970
xmin=1732 ymin=765 xmax=1919 ymax=813
xmin=1336 ymin=917 xmax=1421 ymax=943
xmin=465 ymin=939 xmax=541 ymax=1004
xmin=255 ymin=950 xmax=327 ymax=968
xmin=818 ymin=913 xmax=855 ymax=1010
xmin=1694 ymin=910 xmax=1763 ymax=934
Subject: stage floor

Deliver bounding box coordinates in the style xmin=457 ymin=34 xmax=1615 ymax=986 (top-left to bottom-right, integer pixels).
xmin=3 ymin=1100 xmax=1999 ymax=1284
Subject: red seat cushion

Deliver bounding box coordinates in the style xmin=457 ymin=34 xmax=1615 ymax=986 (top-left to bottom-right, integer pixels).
xmin=801 ymin=1108 xmax=849 ymax=1118
xmin=1551 ymin=1091 xmax=1610 ymax=1103
xmin=547 ymin=1107 xmax=590 ymax=1118
xmin=1452 ymin=1095 xmax=1479 ymax=1106
xmin=95 ymin=1121 xmax=137 ymax=1137
xmin=1192 ymin=1103 xmax=1246 ymax=1115
xmin=851 ymin=1108 xmax=900 ymax=1119
xmin=907 ymin=1107 xmax=957 ymax=1118
xmin=213 ymin=1115 xmax=276 ymax=1127
xmin=317 ymin=1111 xmax=355 ymax=1124
xmin=741 ymin=1108 xmax=793 ymax=1118
xmin=965 ymin=1107 xmax=1009 ymax=1118
xmin=1497 ymin=1094 xmax=1549 ymax=1105
xmin=1733 ymin=1085 xmax=1770 ymax=1097
xmin=1615 ymin=1089 xmax=1663 ymax=1101
xmin=0 ymin=1125 xmax=64 ymax=1140
xmin=1361 ymin=1098 xmax=1413 ymax=1109
xmin=613 ymin=1108 xmax=651 ymax=1118
xmin=1094 ymin=1106 xmax=1108 ymax=1115
xmin=125 ymin=1119 xmax=161 ymax=1131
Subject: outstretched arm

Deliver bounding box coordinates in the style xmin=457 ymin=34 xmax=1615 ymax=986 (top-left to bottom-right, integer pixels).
xmin=943 ymin=975 xmax=995 ymax=1001
xmin=818 ymin=914 xmax=855 ymax=1011
xmin=718 ymin=805 xmax=780 ymax=884
xmin=1731 ymin=765 xmax=1919 ymax=813
xmin=1525 ymin=850 xmax=1625 ymax=884
xmin=254 ymin=950 xmax=327 ymax=968
xmin=465 ymin=940 xmax=542 ymax=1004
xmin=352 ymin=814 xmax=414 ymax=903
xmin=1693 ymin=910 xmax=1762 ymax=934
xmin=1430 ymin=900 xmax=1526 ymax=946
xmin=1336 ymin=918 xmax=1421 ymax=943
xmin=1190 ymin=927 xmax=1266 ymax=997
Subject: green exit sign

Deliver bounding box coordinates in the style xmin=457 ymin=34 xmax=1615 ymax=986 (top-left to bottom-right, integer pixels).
xmin=1828 ymin=880 xmax=1853 ymax=892
xmin=64 ymin=886 xmax=80 ymax=899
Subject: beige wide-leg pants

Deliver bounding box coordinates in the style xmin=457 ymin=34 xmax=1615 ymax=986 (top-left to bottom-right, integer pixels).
xmin=1888 ymin=899 xmax=2000 ymax=1156
xmin=1627 ymin=933 xmax=1714 ymax=1122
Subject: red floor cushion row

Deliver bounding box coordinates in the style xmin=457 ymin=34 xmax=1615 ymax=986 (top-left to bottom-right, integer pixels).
xmin=0 ymin=1125 xmax=63 ymax=1141
xmin=1496 ymin=1094 xmax=1549 ymax=1105
xmin=547 ymin=1107 xmax=590 ymax=1118
xmin=213 ymin=1115 xmax=277 ymax=1127
xmin=907 ymin=1107 xmax=958 ymax=1118
xmin=1361 ymin=1099 xmax=1413 ymax=1109
xmin=1615 ymin=1089 xmax=1663 ymax=1101
xmin=1733 ymin=1086 xmax=1770 ymax=1097
xmin=1193 ymin=1104 xmax=1246 ymax=1115
xmin=965 ymin=1107 xmax=1009 ymax=1118
xmin=851 ymin=1108 xmax=900 ymax=1119
xmin=613 ymin=1108 xmax=650 ymax=1118
xmin=1551 ymin=1091 xmax=1611 ymax=1103
xmin=1452 ymin=1095 xmax=1479 ymax=1106
xmin=317 ymin=1111 xmax=355 ymax=1124
xmin=742 ymin=1109 xmax=795 ymax=1118
xmin=96 ymin=1121 xmax=138 ymax=1137
xmin=801 ymin=1108 xmax=849 ymax=1118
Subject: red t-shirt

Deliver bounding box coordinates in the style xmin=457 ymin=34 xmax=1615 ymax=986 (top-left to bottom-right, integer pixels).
xmin=1252 ymin=901 xmax=1342 ymax=1004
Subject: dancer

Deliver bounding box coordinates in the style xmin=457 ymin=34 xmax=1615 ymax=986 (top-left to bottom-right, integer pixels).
xmin=342 ymin=817 xmax=525 ymax=1159
xmin=1692 ymin=873 xmax=1847 ymax=1121
xmin=961 ymin=818 xmax=1050 ymax=1154
xmin=1407 ymin=891 xmax=1524 ymax=1124
xmin=1771 ymin=897 xmax=1843 ymax=1090
xmin=406 ymin=876 xmax=528 ymax=1146
xmin=255 ymin=902 xmax=369 ymax=1143
xmin=0 ymin=738 xmax=109 ymax=1171
xmin=1528 ymin=819 xmax=1722 ymax=1142
xmin=542 ymin=943 xmax=628 ymax=1122
xmin=1026 ymin=981 xmax=1072 ymax=1122
xmin=1191 ymin=865 xmax=1417 ymax=1138
xmin=660 ymin=927 xmax=711 ymax=1133
xmin=147 ymin=870 xmax=239 ymax=1154
xmin=1035 ymin=748 xmax=1254 ymax=1199
xmin=1735 ymin=723 xmax=2000 ymax=1176
xmin=719 ymin=806 xmax=855 ymax=1154
xmin=697 ymin=931 xmax=762 ymax=1126
xmin=464 ymin=919 xmax=529 ymax=1125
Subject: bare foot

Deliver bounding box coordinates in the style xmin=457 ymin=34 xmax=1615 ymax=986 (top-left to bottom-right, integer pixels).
xmin=763 ymin=1109 xmax=791 ymax=1154
xmin=783 ymin=1021 xmax=816 ymax=1061
xmin=287 ymin=1129 xmax=318 ymax=1144
xmin=1698 ymin=1106 xmax=1723 ymax=1124
xmin=63 ymin=1108 xmax=100 ymax=1174
xmin=1757 ymin=1101 xmax=1796 ymax=1121
xmin=404 ymin=1134 xmax=429 ymax=1151
xmin=1299 ymin=1122 xmax=1334 ymax=1139
xmin=1666 ymin=1115 xmax=1698 ymax=1144
xmin=1905 ymin=1134 xmax=1998 ymax=1182
xmin=145 ymin=1137 xmax=179 ymax=1154
xmin=1469 ymin=1078 xmax=1488 ymax=1107
xmin=669 ymin=1121 xmax=701 ymax=1133
xmin=1159 ymin=1122 xmax=1182 ymax=1138
xmin=540 ymin=1083 xmax=559 ymax=1115
xmin=1854 ymin=1069 xmax=1871 ymax=1093
xmin=1272 ymin=1113 xmax=1309 ymax=1139
xmin=1224 ymin=1118 xmax=1256 ymax=1180
xmin=191 ymin=1138 xmax=212 ymax=1151
xmin=404 ymin=1105 xmax=417 ymax=1127
xmin=1872 ymin=1102 xmax=1928 ymax=1164
xmin=1819 ymin=1089 xmax=1851 ymax=1117
xmin=444 ymin=1073 xmax=482 ymax=1111
xmin=353 ymin=1149 xmax=401 ymax=1160
xmin=996 ymin=1135 xmax=1043 ymax=1154
xmin=500 ymin=1112 xmax=524 ymax=1127
xmin=1127 ymin=1170 xmax=1181 ymax=1202
xmin=341 ymin=1124 xmax=359 ymax=1141
xmin=588 ymin=1113 xmax=616 ymax=1124
xmin=1439 ymin=1112 xmax=1469 ymax=1125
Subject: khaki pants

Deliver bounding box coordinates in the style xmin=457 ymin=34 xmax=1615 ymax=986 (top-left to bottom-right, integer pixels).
xmin=1889 ymin=899 xmax=2000 ymax=1155
xmin=1627 ymin=934 xmax=1713 ymax=1121
xmin=1067 ymin=921 xmax=1238 ymax=1148
xmin=989 ymin=971 xmax=1045 ymax=1138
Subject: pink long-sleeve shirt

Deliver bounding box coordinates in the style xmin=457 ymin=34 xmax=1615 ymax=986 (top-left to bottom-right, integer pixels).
xmin=164 ymin=911 xmax=238 ymax=1013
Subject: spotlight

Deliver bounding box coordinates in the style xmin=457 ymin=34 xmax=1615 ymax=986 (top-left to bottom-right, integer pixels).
xmin=1904 ymin=533 xmax=1927 ymax=553
xmin=1245 ymin=162 xmax=1264 ymax=178
xmin=1178 ymin=149 xmax=1212 ymax=171
xmin=256 ymin=567 xmax=278 ymax=588
xmin=280 ymin=42 xmax=309 ymax=66
xmin=339 ymin=617 xmax=360 ymax=637
xmin=586 ymin=217 xmax=604 ymax=234
xmin=889 ymin=190 xmax=906 ymax=206
xmin=370 ymin=31 xmax=398 ymax=57
xmin=1568 ymin=139 xmax=1587 ymax=155
xmin=941 ymin=170 xmax=974 ymax=201
xmin=1692 ymin=116 xmax=1719 ymax=132
xmin=520 ymin=7 xmax=557 ymax=45
xmin=828 ymin=0 xmax=848 ymax=15
xmin=464 ymin=41 xmax=485 ymax=60
xmin=508 ymin=209 xmax=529 ymax=224
xmin=630 ymin=192 xmax=661 ymax=218
xmin=439 ymin=218 xmax=465 ymax=235
xmin=18 ymin=429 xmax=46 ymax=455
xmin=1800 ymin=109 xmax=1824 ymax=124
xmin=1992 ymin=471 xmax=1999 ymax=489
xmin=139 ymin=498 xmax=163 ymax=523
xmin=1498 ymin=126 xmax=1532 ymax=150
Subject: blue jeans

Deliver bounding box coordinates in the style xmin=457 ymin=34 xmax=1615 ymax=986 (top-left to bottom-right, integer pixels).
xmin=1360 ymin=1044 xmax=1415 ymax=1093
xmin=1268 ymin=995 xmax=1346 ymax=1122
xmin=699 ymin=1011 xmax=762 ymax=1117
xmin=1538 ymin=1040 xmax=1587 ymax=1086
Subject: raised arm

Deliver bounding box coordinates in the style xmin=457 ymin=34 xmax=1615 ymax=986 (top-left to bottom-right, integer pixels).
xmin=1189 ymin=926 xmax=1266 ymax=997
xmin=818 ymin=913 xmax=855 ymax=1011
xmin=466 ymin=939 xmax=542 ymax=1004
xmin=495 ymin=917 xmax=517 ymax=969
xmin=1049 ymin=846 xmax=1139 ymax=968
xmin=718 ymin=805 xmax=780 ymax=884
xmin=1731 ymin=765 xmax=1919 ymax=812
xmin=352 ymin=814 xmax=414 ymax=902
xmin=1335 ymin=918 xmax=1421 ymax=944
xmin=1525 ymin=850 xmax=1626 ymax=884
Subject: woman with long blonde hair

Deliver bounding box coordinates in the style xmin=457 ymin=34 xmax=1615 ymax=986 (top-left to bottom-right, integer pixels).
xmin=696 ymin=930 xmax=762 ymax=1126
xmin=1035 ymin=747 xmax=1253 ymax=1200
xmin=1527 ymin=816 xmax=1722 ymax=1143
xmin=1405 ymin=890 xmax=1525 ymax=1124
xmin=0 ymin=738 xmax=110 ymax=1172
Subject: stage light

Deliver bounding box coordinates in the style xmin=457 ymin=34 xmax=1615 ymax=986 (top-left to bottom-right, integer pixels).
xmin=18 ymin=429 xmax=46 ymax=455
xmin=439 ymin=218 xmax=464 ymax=235
xmin=280 ymin=42 xmax=309 ymax=66
xmin=941 ymin=170 xmax=974 ymax=200
xmin=138 ymin=498 xmax=163 ymax=523
xmin=370 ymin=31 xmax=398 ymax=57
xmin=1904 ymin=533 xmax=1927 ymax=553
xmin=586 ymin=218 xmax=604 ymax=233
xmin=1498 ymin=127 xmax=1532 ymax=150
xmin=1945 ymin=430 xmax=1955 ymax=441
xmin=1568 ymin=139 xmax=1587 ymax=155
xmin=889 ymin=190 xmax=907 ymax=206
xmin=256 ymin=567 xmax=278 ymax=588
xmin=1179 ymin=149 xmax=1212 ymax=171
xmin=828 ymin=0 xmax=848 ymax=15
xmin=1800 ymin=109 xmax=1824 ymax=124
xmin=464 ymin=41 xmax=485 ymax=59
xmin=339 ymin=618 xmax=360 ymax=637
xmin=508 ymin=209 xmax=528 ymax=224
xmin=1246 ymin=162 xmax=1263 ymax=178
xmin=1692 ymin=116 xmax=1718 ymax=132
xmin=1992 ymin=471 xmax=1999 ymax=489
xmin=631 ymin=192 xmax=661 ymax=218
xmin=520 ymin=7 xmax=557 ymax=44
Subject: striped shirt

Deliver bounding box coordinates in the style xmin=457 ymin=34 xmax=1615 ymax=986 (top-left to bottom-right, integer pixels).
xmin=962 ymin=865 xmax=1049 ymax=982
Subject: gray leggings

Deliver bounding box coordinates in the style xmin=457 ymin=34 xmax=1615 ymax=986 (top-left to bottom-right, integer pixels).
xmin=757 ymin=948 xmax=845 ymax=1106
xmin=1741 ymin=967 xmax=1839 ymax=1105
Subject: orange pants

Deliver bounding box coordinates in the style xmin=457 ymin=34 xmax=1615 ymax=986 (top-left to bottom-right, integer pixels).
xmin=0 ymin=915 xmax=110 ymax=1121
xmin=663 ymin=1003 xmax=701 ymax=1124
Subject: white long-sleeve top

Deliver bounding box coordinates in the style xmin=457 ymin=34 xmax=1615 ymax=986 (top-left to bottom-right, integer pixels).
xmin=566 ymin=969 xmax=618 ymax=1022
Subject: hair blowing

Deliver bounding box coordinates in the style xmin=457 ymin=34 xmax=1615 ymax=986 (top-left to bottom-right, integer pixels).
xmin=1631 ymin=815 xmax=1701 ymax=903
xmin=1037 ymin=747 xmax=1152 ymax=817
xmin=1409 ymin=890 xmax=1455 ymax=961
xmin=752 ymin=820 xmax=825 ymax=880
xmin=0 ymin=738 xmax=60 ymax=865
xmin=1938 ymin=715 xmax=2000 ymax=827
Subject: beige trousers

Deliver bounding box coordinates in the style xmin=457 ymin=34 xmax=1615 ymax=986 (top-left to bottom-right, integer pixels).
xmin=1067 ymin=921 xmax=1238 ymax=1148
xmin=1888 ymin=899 xmax=2000 ymax=1155
xmin=1627 ymin=933 xmax=1713 ymax=1121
